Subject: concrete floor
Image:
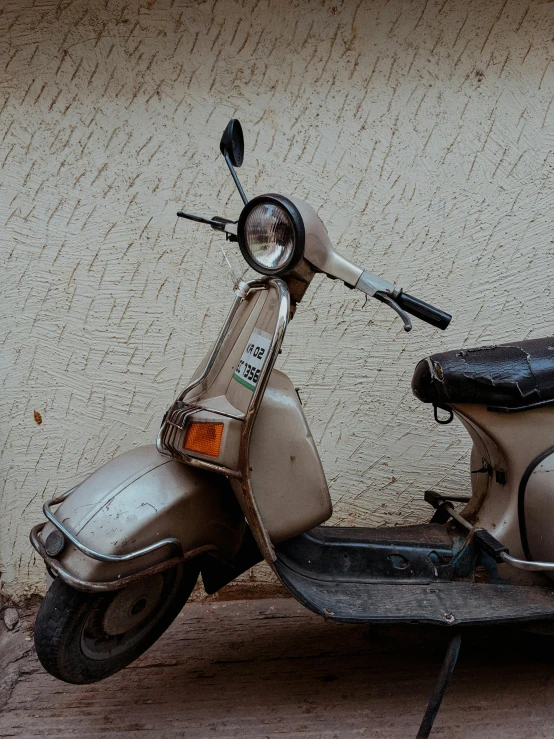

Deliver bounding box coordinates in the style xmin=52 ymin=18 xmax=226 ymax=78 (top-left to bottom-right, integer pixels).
xmin=1 ymin=597 xmax=554 ymax=738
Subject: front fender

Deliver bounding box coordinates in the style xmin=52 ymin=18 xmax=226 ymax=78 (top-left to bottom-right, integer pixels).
xmin=37 ymin=445 xmax=245 ymax=586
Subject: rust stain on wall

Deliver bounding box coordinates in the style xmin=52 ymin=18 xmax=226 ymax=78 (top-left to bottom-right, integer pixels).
xmin=1 ymin=0 xmax=553 ymax=601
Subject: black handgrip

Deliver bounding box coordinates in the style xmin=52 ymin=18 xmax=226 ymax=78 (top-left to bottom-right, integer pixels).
xmin=396 ymin=292 xmax=452 ymax=330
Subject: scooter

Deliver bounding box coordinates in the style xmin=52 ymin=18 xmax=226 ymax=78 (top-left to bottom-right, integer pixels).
xmin=31 ymin=119 xmax=554 ymax=736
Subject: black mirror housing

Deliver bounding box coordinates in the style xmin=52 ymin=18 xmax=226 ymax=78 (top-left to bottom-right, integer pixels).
xmin=220 ymin=119 xmax=244 ymax=168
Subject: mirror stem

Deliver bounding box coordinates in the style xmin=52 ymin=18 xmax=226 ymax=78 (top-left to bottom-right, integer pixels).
xmin=224 ymin=151 xmax=248 ymax=205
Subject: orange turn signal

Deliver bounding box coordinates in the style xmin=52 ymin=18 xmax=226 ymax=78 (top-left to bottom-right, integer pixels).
xmin=184 ymin=422 xmax=224 ymax=457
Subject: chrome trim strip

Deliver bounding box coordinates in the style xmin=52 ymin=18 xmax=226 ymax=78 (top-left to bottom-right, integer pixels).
xmin=237 ymin=277 xmax=290 ymax=562
xmin=183 ymin=404 xmax=245 ymax=421
xmin=173 ymin=456 xmax=242 ymax=479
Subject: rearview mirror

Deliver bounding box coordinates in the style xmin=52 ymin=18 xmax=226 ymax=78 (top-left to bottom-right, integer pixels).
xmin=219 ymin=119 xmax=244 ymax=168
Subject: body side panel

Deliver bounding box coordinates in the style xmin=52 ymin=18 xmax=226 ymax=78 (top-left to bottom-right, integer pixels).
xmin=231 ymin=369 xmax=332 ymax=543
xmin=452 ymin=403 xmax=554 ymax=583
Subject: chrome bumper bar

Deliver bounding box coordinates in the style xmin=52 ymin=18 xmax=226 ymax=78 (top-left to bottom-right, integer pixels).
xmin=41 ymin=487 xmax=182 ymax=564
xmin=30 ymin=484 xmax=192 ymax=592
xmin=30 ymin=521 xmax=213 ymax=592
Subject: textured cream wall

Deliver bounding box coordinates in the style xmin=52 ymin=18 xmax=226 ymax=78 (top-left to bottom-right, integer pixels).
xmin=1 ymin=0 xmax=553 ymax=601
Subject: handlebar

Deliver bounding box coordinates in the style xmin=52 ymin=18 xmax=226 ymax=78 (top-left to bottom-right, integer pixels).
xmin=395 ymin=292 xmax=451 ymax=331
xmin=176 ymin=209 xmax=452 ymax=330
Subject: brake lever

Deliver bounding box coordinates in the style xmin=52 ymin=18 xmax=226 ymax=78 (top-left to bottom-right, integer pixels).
xmin=177 ymin=211 xmax=238 ymax=241
xmin=211 ymin=216 xmax=239 ymax=241
xmin=374 ymin=291 xmax=412 ymax=332
xmin=177 ymin=210 xmax=225 ymax=228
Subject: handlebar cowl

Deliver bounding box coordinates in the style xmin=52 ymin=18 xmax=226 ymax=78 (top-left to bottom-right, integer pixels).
xmin=396 ymin=292 xmax=451 ymax=331
xmin=288 ymin=196 xmax=365 ymax=287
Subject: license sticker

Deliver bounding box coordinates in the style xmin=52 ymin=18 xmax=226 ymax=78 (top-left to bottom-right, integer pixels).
xmin=232 ymin=328 xmax=272 ymax=392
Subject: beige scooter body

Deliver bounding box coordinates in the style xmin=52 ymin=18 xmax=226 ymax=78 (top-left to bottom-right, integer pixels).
xmin=458 ymin=405 xmax=554 ymax=571
xmin=413 ymin=341 xmax=554 ymax=582
xmin=31 ymin=119 xmax=554 ymax=702
xmin=32 ymin=206 xmax=554 ymax=609
xmin=32 ymin=211 xmax=554 ymax=605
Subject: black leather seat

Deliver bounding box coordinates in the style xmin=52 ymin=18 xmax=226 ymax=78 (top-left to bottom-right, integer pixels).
xmin=412 ymin=337 xmax=554 ymax=411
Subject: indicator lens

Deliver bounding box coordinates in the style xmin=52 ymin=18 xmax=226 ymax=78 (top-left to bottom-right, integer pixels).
xmin=184 ymin=422 xmax=224 ymax=457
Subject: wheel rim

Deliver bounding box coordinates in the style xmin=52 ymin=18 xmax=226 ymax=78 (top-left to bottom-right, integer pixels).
xmin=80 ymin=567 xmax=181 ymax=661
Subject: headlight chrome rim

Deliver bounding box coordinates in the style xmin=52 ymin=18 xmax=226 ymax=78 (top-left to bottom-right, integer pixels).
xmin=237 ymin=194 xmax=305 ymax=276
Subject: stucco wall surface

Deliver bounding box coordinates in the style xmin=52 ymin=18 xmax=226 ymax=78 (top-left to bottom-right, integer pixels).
xmin=1 ymin=0 xmax=553 ymax=601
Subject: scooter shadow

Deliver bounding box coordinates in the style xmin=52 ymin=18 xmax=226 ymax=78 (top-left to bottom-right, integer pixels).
xmin=81 ymin=600 xmax=554 ymax=738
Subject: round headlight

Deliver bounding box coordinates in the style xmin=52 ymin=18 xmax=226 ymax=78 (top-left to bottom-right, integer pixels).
xmin=238 ymin=195 xmax=305 ymax=276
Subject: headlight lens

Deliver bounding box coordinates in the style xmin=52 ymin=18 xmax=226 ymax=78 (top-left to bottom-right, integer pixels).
xmin=237 ymin=195 xmax=305 ymax=276
xmin=243 ymin=203 xmax=295 ymax=270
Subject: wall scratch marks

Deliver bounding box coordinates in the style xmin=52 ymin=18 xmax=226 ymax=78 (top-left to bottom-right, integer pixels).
xmin=1 ymin=0 xmax=553 ymax=601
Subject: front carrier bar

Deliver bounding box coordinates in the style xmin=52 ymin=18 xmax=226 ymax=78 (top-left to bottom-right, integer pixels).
xmin=30 ymin=278 xmax=290 ymax=588
xmin=157 ymin=277 xmax=290 ymax=561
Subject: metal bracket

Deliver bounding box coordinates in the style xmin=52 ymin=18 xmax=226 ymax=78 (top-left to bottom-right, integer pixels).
xmin=434 ymin=404 xmax=454 ymax=425
xmin=30 ymin=522 xmax=213 ymax=593
xmin=425 ymin=491 xmax=470 ymax=524
xmin=424 ymin=491 xmax=471 ymax=508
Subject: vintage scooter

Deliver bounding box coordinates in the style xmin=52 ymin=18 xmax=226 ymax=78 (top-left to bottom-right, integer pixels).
xmin=31 ymin=120 xmax=554 ymax=736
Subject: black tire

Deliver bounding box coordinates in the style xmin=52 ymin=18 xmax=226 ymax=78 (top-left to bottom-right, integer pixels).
xmin=34 ymin=563 xmax=199 ymax=684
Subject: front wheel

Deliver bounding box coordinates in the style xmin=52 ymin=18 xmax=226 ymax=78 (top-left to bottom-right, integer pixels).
xmin=34 ymin=563 xmax=199 ymax=684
